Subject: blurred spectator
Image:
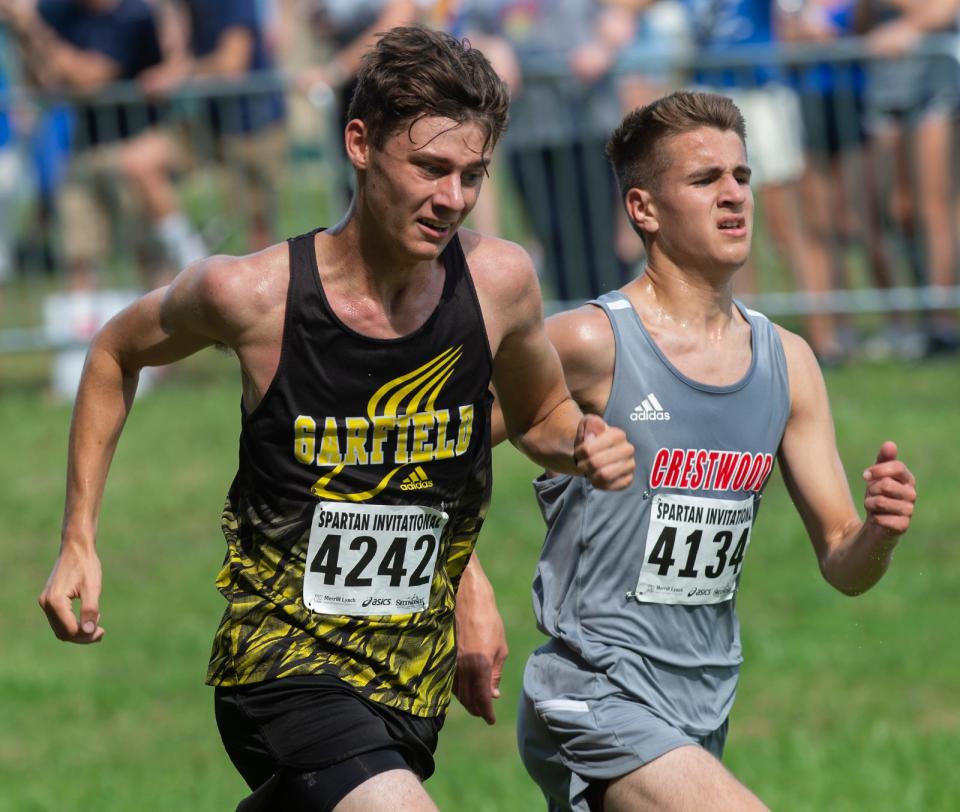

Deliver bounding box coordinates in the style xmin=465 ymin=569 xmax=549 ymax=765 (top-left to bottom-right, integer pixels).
xmin=292 ymin=0 xmax=425 ymax=211
xmin=0 ymin=28 xmax=25 ymax=295
xmin=428 ymin=1 xmax=521 ymax=238
xmin=684 ymin=0 xmax=849 ymax=361
xmin=19 ymin=103 xmax=73 ymax=276
xmin=255 ymin=0 xmax=318 ymax=151
xmin=605 ymin=0 xmax=689 ymax=110
xmin=298 ymin=1 xmax=422 ymax=121
xmin=600 ymin=0 xmax=691 ymax=265
xmin=0 ymin=0 xmax=207 ymax=288
xmin=781 ymin=0 xmax=922 ymax=360
xmin=0 ymin=7 xmax=72 ymax=278
xmin=142 ymin=0 xmax=287 ymax=251
xmin=454 ymin=0 xmax=639 ymax=301
xmin=854 ymin=0 xmax=960 ymax=356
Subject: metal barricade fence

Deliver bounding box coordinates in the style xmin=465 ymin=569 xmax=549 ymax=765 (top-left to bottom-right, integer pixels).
xmin=0 ymin=71 xmax=345 ymax=359
xmin=2 ymin=38 xmax=960 ymax=365
xmin=503 ymin=34 xmax=960 ymax=329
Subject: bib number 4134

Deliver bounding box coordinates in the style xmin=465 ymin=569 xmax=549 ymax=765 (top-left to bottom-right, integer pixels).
xmin=632 ymin=493 xmax=754 ymax=605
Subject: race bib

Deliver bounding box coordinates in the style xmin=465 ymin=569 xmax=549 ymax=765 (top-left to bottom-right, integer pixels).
xmin=304 ymin=502 xmax=448 ymax=616
xmin=632 ymin=493 xmax=754 ymax=605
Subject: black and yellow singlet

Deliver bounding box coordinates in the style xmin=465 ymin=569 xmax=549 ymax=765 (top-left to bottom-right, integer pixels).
xmin=206 ymin=229 xmax=494 ymax=717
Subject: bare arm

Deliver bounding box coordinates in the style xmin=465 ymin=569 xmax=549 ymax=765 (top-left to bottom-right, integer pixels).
xmin=476 ymin=239 xmax=632 ymax=488
xmin=902 ymin=0 xmax=960 ymax=30
xmin=140 ymin=1 xmax=257 ymax=95
xmin=0 ymin=2 xmax=121 ymax=91
xmin=453 ymin=554 xmax=508 ymax=724
xmin=488 ymin=305 xmax=615 ymax=446
xmin=569 ymin=2 xmax=639 ymax=83
xmin=192 ymin=25 xmax=255 ymax=77
xmin=861 ymin=0 xmax=960 ymax=56
xmin=488 ymin=296 xmax=631 ymax=486
xmin=777 ymin=329 xmax=916 ymax=595
xmin=152 ymin=0 xmax=190 ymax=62
xmin=39 ymin=255 xmax=266 ymax=642
xmin=850 ymin=0 xmax=957 ymax=33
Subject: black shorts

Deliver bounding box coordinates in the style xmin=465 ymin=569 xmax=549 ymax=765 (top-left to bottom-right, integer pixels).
xmin=800 ymin=91 xmax=867 ymax=158
xmin=215 ymin=674 xmax=444 ymax=811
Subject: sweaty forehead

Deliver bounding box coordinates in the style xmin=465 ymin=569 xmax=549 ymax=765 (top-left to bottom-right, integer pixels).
xmin=664 ymin=127 xmax=747 ymax=172
xmin=400 ymin=116 xmax=491 ymax=158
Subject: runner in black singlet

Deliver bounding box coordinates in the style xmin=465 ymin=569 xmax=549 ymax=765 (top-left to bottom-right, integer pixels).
xmin=39 ymin=25 xmax=636 ymax=812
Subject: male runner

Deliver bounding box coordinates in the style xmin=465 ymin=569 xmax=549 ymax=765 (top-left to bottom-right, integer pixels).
xmin=38 ymin=26 xmax=634 ymax=811
xmin=498 ymin=91 xmax=917 ymax=811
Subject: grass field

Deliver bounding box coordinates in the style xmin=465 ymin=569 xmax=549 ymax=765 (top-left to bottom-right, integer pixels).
xmin=1 ymin=350 xmax=958 ymax=811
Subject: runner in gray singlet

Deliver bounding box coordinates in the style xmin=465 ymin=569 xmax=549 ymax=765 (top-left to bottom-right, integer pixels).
xmin=519 ymin=290 xmax=789 ymax=808
xmin=467 ymin=90 xmax=918 ymax=811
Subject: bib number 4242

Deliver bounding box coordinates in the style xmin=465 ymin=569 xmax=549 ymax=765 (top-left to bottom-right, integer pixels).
xmin=309 ymin=533 xmax=436 ymax=588
xmin=303 ymin=502 xmax=447 ymax=616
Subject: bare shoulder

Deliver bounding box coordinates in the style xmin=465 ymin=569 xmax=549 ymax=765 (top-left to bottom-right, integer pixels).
xmin=458 ymin=229 xmax=543 ymax=356
xmin=774 ymin=323 xmax=827 ymax=414
xmin=179 ymin=242 xmax=289 ymax=320
xmin=548 ymin=304 xmax=615 ymax=411
xmin=547 ymin=304 xmax=613 ymax=366
xmin=774 ymin=323 xmax=821 ymax=374
xmin=458 ymin=228 xmax=540 ymax=304
xmin=163 ymin=242 xmax=290 ymax=345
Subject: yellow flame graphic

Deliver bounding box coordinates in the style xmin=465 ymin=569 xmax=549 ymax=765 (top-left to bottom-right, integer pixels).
xmin=310 ymin=346 xmax=462 ymax=501
xmin=311 ymin=462 xmax=410 ymax=502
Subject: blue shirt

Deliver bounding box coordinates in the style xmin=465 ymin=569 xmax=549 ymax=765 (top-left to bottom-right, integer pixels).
xmin=39 ymin=0 xmax=161 ymax=80
xmin=183 ymin=0 xmax=285 ymax=133
xmin=792 ymin=2 xmax=865 ymax=97
xmin=38 ymin=0 xmax=162 ymax=145
xmin=684 ymin=0 xmax=780 ymax=87
xmin=0 ymin=34 xmax=13 ymax=149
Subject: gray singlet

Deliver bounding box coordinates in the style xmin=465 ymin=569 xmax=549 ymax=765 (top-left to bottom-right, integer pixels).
xmin=528 ymin=290 xmax=791 ymax=737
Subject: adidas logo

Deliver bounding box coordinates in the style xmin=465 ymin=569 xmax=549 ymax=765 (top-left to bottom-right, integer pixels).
xmin=630 ymin=393 xmax=670 ymax=422
xmin=400 ymin=466 xmax=434 ymax=491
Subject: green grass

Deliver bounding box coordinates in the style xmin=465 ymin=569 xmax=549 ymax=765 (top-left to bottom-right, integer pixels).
xmin=1 ymin=352 xmax=958 ymax=811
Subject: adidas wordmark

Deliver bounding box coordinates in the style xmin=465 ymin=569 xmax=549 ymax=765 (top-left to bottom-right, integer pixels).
xmin=400 ymin=466 xmax=434 ymax=491
xmin=631 ymin=393 xmax=670 ymax=422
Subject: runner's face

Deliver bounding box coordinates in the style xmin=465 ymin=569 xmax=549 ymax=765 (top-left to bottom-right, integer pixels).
xmin=362 ymin=117 xmax=490 ymax=261
xmin=650 ymin=127 xmax=753 ymax=272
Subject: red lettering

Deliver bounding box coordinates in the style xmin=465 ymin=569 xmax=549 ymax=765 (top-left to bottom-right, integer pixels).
xmin=704 ymin=450 xmax=720 ymax=487
xmin=650 ymin=448 xmax=669 ymax=488
xmin=689 ymin=449 xmax=708 ymax=489
xmin=664 ymin=449 xmax=685 ymax=488
xmin=743 ymin=453 xmax=768 ymax=491
xmin=678 ymin=449 xmax=697 ymax=488
xmin=713 ymin=452 xmax=739 ymax=490
xmin=732 ymin=453 xmax=753 ymax=490
xmin=752 ymin=453 xmax=774 ymax=491
xmin=653 ymin=449 xmax=776 ymax=493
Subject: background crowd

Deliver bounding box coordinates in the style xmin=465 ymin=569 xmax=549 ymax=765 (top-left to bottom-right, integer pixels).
xmin=0 ymin=0 xmax=958 ymax=367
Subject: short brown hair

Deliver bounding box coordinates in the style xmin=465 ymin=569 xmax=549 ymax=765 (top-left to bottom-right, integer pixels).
xmin=606 ymin=91 xmax=747 ymax=199
xmin=348 ymin=25 xmax=510 ymax=153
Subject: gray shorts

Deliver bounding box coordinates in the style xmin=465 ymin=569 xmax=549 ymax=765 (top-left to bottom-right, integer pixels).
xmin=865 ymin=54 xmax=960 ymax=132
xmin=517 ymin=645 xmax=728 ymax=812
